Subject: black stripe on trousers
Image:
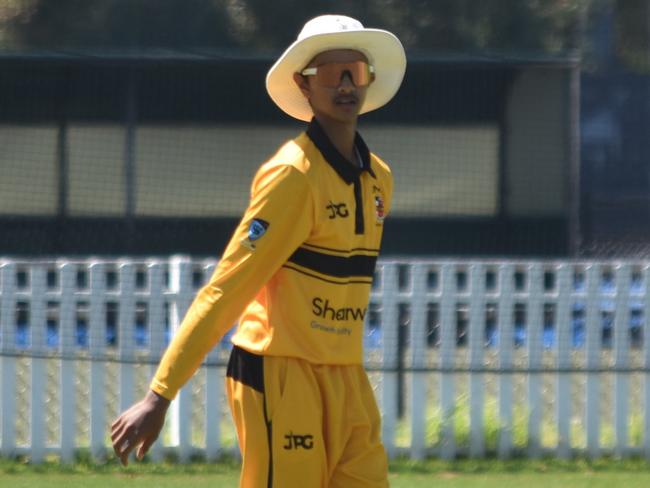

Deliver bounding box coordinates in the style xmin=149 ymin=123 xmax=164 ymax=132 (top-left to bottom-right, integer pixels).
xmin=265 ymin=404 xmax=273 ymax=488
xmin=287 ymin=247 xmax=377 ymax=279
xmin=226 ymin=346 xmax=273 ymax=487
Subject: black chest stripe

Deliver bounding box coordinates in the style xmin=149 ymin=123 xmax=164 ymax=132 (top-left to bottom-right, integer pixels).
xmin=287 ymin=247 xmax=377 ymax=279
xmin=301 ymin=243 xmax=379 ymax=254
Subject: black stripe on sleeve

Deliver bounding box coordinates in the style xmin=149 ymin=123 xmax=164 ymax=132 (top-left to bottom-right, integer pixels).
xmin=287 ymin=247 xmax=377 ymax=279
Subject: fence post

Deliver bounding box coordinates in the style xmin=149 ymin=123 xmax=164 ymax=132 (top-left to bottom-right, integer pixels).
xmin=644 ymin=265 xmax=650 ymax=461
xmin=147 ymin=261 xmax=165 ymax=462
xmin=205 ymin=348 xmax=223 ymax=462
xmin=409 ymin=262 xmax=428 ymax=460
xmin=1 ymin=262 xmax=18 ymax=459
xmin=439 ymin=263 xmax=456 ymax=460
xmin=118 ymin=262 xmax=136 ymax=419
xmin=59 ymin=262 xmax=77 ymax=463
xmin=614 ymin=264 xmax=631 ymax=457
xmin=498 ymin=263 xmax=514 ymax=459
xmin=168 ymin=255 xmax=194 ymax=462
xmin=202 ymin=261 xmax=224 ymax=462
xmin=527 ymin=263 xmax=543 ymax=458
xmin=555 ymin=264 xmax=572 ymax=459
xmin=469 ymin=263 xmax=486 ymax=457
xmin=89 ymin=262 xmax=106 ymax=460
xmin=585 ymin=264 xmax=601 ymax=458
xmin=380 ymin=263 xmax=399 ymax=458
xmin=30 ymin=265 xmax=47 ymax=463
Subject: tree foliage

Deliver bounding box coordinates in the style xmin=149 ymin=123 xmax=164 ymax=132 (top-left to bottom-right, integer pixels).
xmin=0 ymin=0 xmax=644 ymax=62
xmin=1 ymin=0 xmax=234 ymax=49
xmin=614 ymin=0 xmax=649 ymax=72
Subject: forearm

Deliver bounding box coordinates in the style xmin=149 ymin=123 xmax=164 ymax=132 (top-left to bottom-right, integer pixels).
xmin=150 ymin=284 xmax=240 ymax=400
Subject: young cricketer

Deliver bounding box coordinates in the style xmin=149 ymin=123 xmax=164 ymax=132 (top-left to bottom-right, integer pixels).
xmin=111 ymin=14 xmax=406 ymax=488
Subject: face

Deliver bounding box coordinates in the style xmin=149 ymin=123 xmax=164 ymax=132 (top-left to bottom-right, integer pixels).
xmin=293 ymin=49 xmax=372 ymax=124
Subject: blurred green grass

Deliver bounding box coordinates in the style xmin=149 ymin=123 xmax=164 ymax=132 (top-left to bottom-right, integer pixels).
xmin=3 ymin=457 xmax=650 ymax=488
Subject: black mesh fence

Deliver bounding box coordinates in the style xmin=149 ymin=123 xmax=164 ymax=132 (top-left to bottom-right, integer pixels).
xmin=0 ymin=0 xmax=648 ymax=257
xmin=0 ymin=55 xmax=577 ymax=256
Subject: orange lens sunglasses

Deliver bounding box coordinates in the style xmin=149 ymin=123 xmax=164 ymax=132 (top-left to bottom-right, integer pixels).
xmin=301 ymin=61 xmax=375 ymax=88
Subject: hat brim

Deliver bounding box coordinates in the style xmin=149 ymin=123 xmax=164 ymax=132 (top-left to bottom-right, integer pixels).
xmin=266 ymin=29 xmax=406 ymax=121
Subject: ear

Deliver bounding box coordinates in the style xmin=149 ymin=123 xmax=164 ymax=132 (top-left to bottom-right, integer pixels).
xmin=293 ymin=72 xmax=310 ymax=99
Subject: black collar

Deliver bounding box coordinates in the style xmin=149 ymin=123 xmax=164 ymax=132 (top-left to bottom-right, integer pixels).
xmin=306 ymin=118 xmax=376 ymax=184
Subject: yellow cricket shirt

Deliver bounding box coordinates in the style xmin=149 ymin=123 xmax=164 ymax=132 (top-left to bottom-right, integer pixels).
xmin=150 ymin=119 xmax=393 ymax=400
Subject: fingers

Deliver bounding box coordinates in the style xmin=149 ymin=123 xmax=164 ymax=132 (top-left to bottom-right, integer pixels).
xmin=136 ymin=433 xmax=158 ymax=460
xmin=110 ymin=418 xmax=127 ymax=444
xmin=118 ymin=437 xmax=134 ymax=466
xmin=110 ymin=419 xmax=128 ymax=459
xmin=111 ymin=414 xmax=141 ymax=466
xmin=114 ymin=429 xmax=139 ymax=466
xmin=110 ymin=397 xmax=167 ymax=466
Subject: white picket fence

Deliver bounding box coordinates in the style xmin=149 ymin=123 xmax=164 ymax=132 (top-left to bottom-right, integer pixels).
xmin=1 ymin=256 xmax=650 ymax=462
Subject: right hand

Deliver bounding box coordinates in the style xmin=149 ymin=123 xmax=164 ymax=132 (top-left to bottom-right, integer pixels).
xmin=111 ymin=389 xmax=171 ymax=466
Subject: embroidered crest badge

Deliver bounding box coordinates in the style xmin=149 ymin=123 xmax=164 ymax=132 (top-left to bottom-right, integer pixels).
xmin=375 ymin=195 xmax=385 ymax=224
xmin=241 ymin=219 xmax=270 ymax=250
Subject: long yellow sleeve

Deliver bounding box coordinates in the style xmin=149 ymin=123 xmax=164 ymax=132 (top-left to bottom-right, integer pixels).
xmin=150 ymin=162 xmax=313 ymax=400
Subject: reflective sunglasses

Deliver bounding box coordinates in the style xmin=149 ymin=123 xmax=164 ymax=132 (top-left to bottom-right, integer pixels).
xmin=300 ymin=61 xmax=375 ymax=88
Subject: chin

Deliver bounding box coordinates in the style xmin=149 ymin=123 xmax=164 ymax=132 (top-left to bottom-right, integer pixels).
xmin=315 ymin=110 xmax=358 ymax=125
xmin=330 ymin=108 xmax=361 ymax=123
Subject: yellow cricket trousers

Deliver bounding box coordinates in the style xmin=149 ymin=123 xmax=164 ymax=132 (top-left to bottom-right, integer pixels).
xmin=225 ymin=345 xmax=389 ymax=488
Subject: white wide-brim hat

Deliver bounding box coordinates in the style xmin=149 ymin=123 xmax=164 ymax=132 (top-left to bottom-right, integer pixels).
xmin=266 ymin=15 xmax=407 ymax=122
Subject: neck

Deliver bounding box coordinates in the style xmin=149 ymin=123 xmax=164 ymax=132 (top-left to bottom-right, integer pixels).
xmin=313 ymin=115 xmax=358 ymax=165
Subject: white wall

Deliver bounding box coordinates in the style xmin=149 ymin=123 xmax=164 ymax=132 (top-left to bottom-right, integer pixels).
xmin=0 ymin=126 xmax=58 ymax=215
xmin=0 ymin=123 xmax=500 ymax=218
